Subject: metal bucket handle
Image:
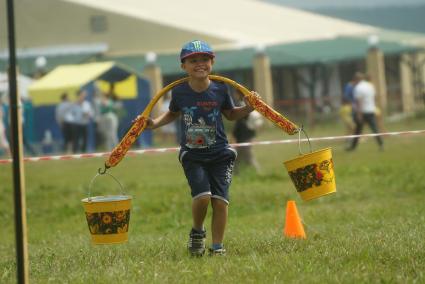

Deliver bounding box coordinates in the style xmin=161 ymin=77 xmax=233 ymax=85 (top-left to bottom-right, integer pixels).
xmin=297 ymin=125 xmax=312 ymax=155
xmin=87 ymin=172 xmax=125 ymax=201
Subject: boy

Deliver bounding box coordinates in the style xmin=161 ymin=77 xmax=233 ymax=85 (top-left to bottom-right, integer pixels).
xmin=147 ymin=40 xmax=258 ymax=256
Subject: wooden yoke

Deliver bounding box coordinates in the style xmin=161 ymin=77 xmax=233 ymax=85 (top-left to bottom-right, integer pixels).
xmin=102 ymin=75 xmax=299 ymax=171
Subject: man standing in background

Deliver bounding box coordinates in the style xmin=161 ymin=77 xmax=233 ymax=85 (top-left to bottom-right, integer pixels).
xmin=346 ymin=72 xmax=384 ymax=151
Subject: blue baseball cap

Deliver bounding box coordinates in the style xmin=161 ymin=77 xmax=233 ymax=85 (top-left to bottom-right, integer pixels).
xmin=180 ymin=40 xmax=215 ymax=62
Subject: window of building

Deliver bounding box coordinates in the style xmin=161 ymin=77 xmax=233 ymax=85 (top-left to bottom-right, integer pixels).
xmin=90 ymin=15 xmax=108 ymax=33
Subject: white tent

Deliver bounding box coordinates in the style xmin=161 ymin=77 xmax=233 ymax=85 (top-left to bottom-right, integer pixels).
xmin=0 ymin=0 xmax=377 ymax=55
xmin=0 ymin=73 xmax=34 ymax=101
xmin=65 ymin=0 xmax=378 ymax=48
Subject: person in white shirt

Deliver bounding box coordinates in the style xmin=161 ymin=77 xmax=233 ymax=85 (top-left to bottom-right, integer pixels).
xmin=72 ymin=90 xmax=94 ymax=153
xmin=346 ymin=72 xmax=383 ymax=151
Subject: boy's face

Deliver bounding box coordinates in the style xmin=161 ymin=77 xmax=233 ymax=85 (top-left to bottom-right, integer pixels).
xmin=181 ymin=54 xmax=214 ymax=79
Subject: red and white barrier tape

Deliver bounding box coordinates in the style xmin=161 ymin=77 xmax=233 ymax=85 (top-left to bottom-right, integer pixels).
xmin=0 ymin=129 xmax=424 ymax=164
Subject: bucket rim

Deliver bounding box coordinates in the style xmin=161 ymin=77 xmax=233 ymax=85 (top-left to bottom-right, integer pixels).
xmin=301 ymin=189 xmax=336 ymax=201
xmin=81 ymin=195 xmax=132 ymax=203
xmin=283 ymin=147 xmax=332 ymax=165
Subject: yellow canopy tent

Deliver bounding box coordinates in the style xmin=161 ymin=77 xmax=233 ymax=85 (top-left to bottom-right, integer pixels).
xmin=27 ymin=61 xmax=152 ymax=149
xmin=28 ymin=61 xmax=139 ymax=106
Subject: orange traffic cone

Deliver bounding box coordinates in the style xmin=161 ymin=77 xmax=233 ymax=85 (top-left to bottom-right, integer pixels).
xmin=283 ymin=200 xmax=306 ymax=239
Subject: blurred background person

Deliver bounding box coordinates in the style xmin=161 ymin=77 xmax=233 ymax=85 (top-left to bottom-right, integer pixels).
xmin=232 ymin=90 xmax=263 ymax=174
xmin=3 ymin=95 xmax=37 ymax=156
xmin=21 ymin=96 xmax=38 ymax=156
xmin=55 ymin=92 xmax=75 ymax=153
xmin=0 ymin=95 xmax=10 ymax=157
xmin=339 ymin=75 xmax=356 ymax=147
xmin=111 ymin=91 xmax=127 ymax=137
xmin=159 ymin=92 xmax=177 ymax=144
xmin=346 ymin=72 xmax=384 ymax=151
xmin=98 ymin=91 xmax=119 ymax=151
xmin=72 ymin=89 xmax=94 ymax=153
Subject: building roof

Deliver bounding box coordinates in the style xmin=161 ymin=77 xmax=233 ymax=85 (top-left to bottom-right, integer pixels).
xmin=102 ymin=36 xmax=420 ymax=76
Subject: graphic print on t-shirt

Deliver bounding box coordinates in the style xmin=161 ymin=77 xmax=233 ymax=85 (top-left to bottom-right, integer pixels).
xmin=182 ymin=105 xmax=219 ymax=149
xmin=170 ymin=81 xmax=235 ymax=151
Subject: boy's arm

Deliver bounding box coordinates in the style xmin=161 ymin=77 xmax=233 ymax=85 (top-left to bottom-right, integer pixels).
xmin=222 ymin=91 xmax=259 ymax=121
xmin=146 ymin=111 xmax=180 ymax=129
xmin=221 ymin=104 xmax=254 ymax=121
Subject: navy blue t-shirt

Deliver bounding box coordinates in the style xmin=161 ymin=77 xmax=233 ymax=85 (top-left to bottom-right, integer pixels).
xmin=169 ymin=81 xmax=234 ymax=153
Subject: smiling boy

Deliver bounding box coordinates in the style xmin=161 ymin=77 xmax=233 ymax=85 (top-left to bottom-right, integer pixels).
xmin=147 ymin=40 xmax=258 ymax=256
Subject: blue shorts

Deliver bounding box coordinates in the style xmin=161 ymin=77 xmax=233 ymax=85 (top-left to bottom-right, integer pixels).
xmin=179 ymin=147 xmax=237 ymax=204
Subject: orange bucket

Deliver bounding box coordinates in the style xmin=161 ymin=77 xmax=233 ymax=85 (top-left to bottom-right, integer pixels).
xmin=284 ymin=130 xmax=336 ymax=201
xmin=82 ymin=173 xmax=132 ymax=244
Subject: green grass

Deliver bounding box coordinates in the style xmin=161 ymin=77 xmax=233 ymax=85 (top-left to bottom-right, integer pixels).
xmin=1 ymin=117 xmax=425 ymax=283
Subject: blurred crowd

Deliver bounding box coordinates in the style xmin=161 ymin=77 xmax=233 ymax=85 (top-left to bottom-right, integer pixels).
xmin=0 ymin=86 xmax=129 ymax=158
xmin=55 ymin=88 xmax=128 ymax=154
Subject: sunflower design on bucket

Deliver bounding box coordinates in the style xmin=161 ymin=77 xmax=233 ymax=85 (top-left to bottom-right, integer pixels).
xmin=85 ymin=210 xmax=130 ymax=235
xmin=288 ymin=159 xmax=333 ymax=192
xmin=102 ymin=213 xmax=113 ymax=224
xmin=318 ymin=159 xmax=334 ymax=183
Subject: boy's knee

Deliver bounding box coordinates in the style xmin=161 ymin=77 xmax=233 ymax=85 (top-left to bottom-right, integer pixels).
xmin=211 ymin=198 xmax=228 ymax=207
xmin=193 ymin=194 xmax=211 ymax=203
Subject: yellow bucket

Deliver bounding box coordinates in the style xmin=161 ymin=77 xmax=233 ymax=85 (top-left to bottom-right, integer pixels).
xmin=284 ymin=129 xmax=336 ymax=201
xmin=82 ymin=173 xmax=132 ymax=244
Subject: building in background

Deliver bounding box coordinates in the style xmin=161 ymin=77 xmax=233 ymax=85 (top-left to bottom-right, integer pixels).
xmin=1 ymin=0 xmax=424 ymax=124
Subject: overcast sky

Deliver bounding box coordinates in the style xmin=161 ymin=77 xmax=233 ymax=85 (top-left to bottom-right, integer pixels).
xmin=265 ymin=0 xmax=425 ymax=9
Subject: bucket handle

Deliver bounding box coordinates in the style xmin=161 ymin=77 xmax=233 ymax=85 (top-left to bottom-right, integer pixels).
xmin=297 ymin=126 xmax=312 ymax=155
xmin=87 ymin=172 xmax=125 ymax=201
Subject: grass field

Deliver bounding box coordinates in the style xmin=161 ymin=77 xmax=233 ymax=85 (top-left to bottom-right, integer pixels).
xmin=1 ymin=117 xmax=425 ymax=283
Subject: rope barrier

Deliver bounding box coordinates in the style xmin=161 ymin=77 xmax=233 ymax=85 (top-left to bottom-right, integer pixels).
xmin=0 ymin=129 xmax=424 ymax=164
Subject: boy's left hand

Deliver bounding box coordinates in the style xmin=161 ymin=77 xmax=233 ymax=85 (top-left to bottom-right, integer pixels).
xmin=244 ymin=91 xmax=260 ymax=111
xmin=132 ymin=115 xmax=152 ymax=128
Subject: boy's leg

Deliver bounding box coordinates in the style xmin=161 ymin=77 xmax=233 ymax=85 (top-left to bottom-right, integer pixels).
xmin=208 ymin=148 xmax=236 ymax=255
xmin=192 ymin=195 xmax=210 ymax=231
xmin=188 ymin=196 xmax=209 ymax=256
xmin=211 ymin=198 xmax=228 ymax=245
xmin=180 ymin=152 xmax=211 ymax=256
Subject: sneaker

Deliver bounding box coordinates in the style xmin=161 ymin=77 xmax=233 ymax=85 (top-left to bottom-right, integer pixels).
xmin=208 ymin=247 xmax=226 ymax=256
xmin=188 ymin=228 xmax=206 ymax=256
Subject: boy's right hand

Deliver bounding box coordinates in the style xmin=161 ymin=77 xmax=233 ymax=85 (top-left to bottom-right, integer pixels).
xmin=146 ymin=117 xmax=154 ymax=129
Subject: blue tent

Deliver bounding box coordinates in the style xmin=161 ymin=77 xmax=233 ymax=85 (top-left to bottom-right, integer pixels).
xmin=28 ymin=62 xmax=152 ymax=152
